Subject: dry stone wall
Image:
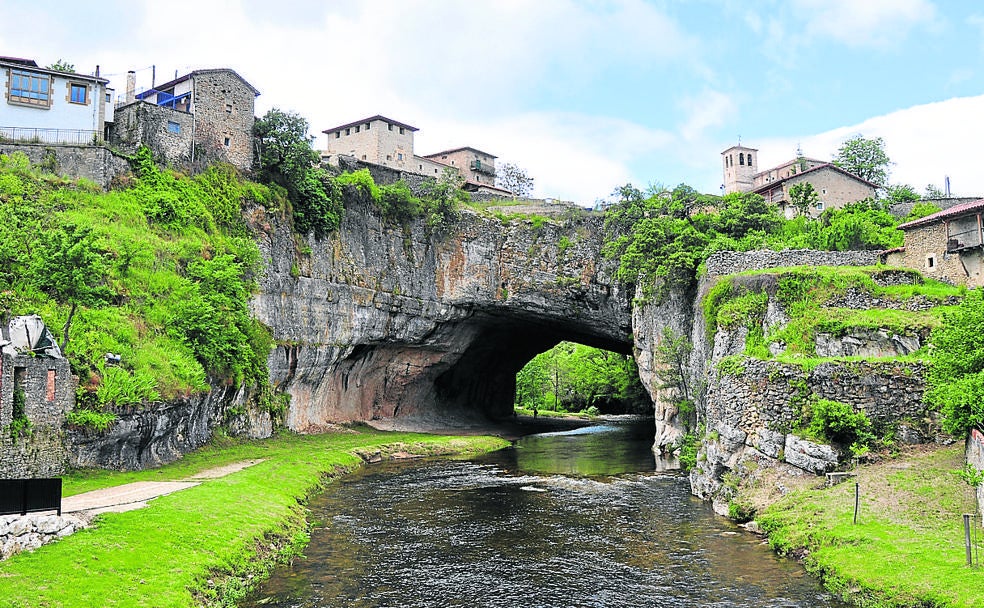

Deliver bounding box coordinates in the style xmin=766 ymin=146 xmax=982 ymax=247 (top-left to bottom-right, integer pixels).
xmin=0 ymin=513 xmax=84 ymax=561
xmin=704 ymin=249 xmax=879 ymax=277
xmin=0 ymin=143 xmax=129 ymax=188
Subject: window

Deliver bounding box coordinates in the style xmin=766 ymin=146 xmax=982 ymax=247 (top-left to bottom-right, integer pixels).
xmin=345 ymin=128 xmax=350 ymax=135
xmin=388 ymin=123 xmax=393 ymax=131
xmin=365 ymin=123 xmax=370 ymax=130
xmin=105 ymin=92 xmax=112 ymax=103
xmin=9 ymin=69 xmax=50 ymax=106
xmin=354 ymin=125 xmax=360 ymax=133
xmin=223 ymin=136 xmax=231 ymax=146
xmin=167 ymin=121 xmax=181 ymax=134
xmin=822 ymin=188 xmax=827 ymax=195
xmin=814 ymin=202 xmax=824 ymax=210
xmin=69 ymin=83 xmax=87 ymax=104
xmin=419 ymin=164 xmax=423 ymax=170
xmin=225 ymin=103 xmax=233 ymax=113
xmin=335 ymin=131 xmax=341 ymax=139
xmin=386 ymin=155 xmax=392 ymax=161
xmin=399 ymin=127 xmax=404 ymax=134
xmin=397 ymin=153 xmax=403 ymax=161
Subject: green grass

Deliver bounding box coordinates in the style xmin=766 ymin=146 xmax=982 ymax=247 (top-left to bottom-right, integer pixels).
xmin=758 ymin=444 xmax=983 ymax=607
xmin=704 ymin=266 xmax=963 ymax=361
xmin=513 ymin=406 xmax=597 ymax=419
xmin=0 ymin=428 xmax=509 ymax=607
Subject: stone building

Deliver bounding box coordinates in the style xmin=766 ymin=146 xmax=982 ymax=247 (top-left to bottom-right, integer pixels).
xmin=110 ymin=68 xmax=259 ymax=171
xmin=421 ymin=147 xmax=500 ymax=189
xmin=721 ymin=144 xmax=878 ymax=218
xmin=0 ymin=316 xmax=72 ymax=431
xmin=1 ymin=56 xmax=113 ymax=144
xmin=321 ymin=115 xmax=512 ymax=194
xmin=883 ymin=198 xmax=984 ymax=287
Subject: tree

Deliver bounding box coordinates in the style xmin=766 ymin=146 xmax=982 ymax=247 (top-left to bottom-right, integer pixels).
xmin=924 ymin=183 xmax=946 ymax=199
xmin=833 ymin=135 xmax=891 ymax=187
xmin=925 ymin=289 xmax=984 ymax=437
xmin=886 ymin=184 xmax=920 ymax=204
xmin=496 ymin=162 xmax=535 ymax=196
xmin=46 ymin=59 xmax=75 ymax=73
xmin=788 ymin=182 xmax=819 ymax=217
xmin=29 ymin=224 xmax=113 ymax=350
xmin=254 ymin=109 xmax=341 ymax=235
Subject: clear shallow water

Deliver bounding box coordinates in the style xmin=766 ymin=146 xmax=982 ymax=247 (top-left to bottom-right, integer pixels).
xmin=244 ymin=419 xmax=846 ymax=607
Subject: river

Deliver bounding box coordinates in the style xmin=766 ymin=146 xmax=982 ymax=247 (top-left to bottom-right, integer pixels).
xmin=244 ymin=418 xmax=846 ymax=607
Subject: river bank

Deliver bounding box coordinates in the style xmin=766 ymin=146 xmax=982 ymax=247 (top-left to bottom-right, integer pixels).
xmin=750 ymin=443 xmax=982 ymax=607
xmin=0 ymin=428 xmax=509 ymax=607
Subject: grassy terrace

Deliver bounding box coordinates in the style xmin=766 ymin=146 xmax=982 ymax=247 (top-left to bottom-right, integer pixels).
xmin=0 ymin=428 xmax=509 ymax=608
xmin=759 ymin=444 xmax=982 ymax=607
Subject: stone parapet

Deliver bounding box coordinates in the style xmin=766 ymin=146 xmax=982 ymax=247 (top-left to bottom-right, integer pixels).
xmin=704 ymin=249 xmax=880 ymax=277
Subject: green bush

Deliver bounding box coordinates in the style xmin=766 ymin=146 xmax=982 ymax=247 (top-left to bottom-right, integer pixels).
xmin=808 ymin=399 xmax=874 ymax=447
xmin=66 ymin=408 xmax=118 ymax=431
xmin=925 ymin=288 xmax=984 ymax=437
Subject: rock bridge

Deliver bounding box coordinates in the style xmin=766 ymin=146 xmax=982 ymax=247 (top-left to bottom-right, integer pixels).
xmin=249 ymin=195 xmax=645 ymax=431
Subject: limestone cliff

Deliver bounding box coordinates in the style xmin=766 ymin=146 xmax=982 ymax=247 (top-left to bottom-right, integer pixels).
xmin=249 ymin=191 xmax=635 ymax=430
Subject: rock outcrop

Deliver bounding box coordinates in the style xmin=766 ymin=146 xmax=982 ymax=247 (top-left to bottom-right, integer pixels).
xmin=249 ymin=193 xmax=636 ymax=430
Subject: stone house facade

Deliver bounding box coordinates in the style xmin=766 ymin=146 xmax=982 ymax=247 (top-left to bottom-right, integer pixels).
xmin=883 ymin=198 xmax=984 ymax=287
xmin=321 ymin=115 xmax=511 ymax=194
xmin=110 ymin=69 xmax=259 ymax=171
xmin=721 ymin=144 xmax=878 ymax=218
xmin=1 ymin=56 xmax=112 ymax=144
xmin=0 ymin=354 xmax=73 ymax=431
xmin=421 ymin=147 xmax=499 ymax=189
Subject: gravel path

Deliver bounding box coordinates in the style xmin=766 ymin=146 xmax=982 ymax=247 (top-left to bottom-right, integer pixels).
xmin=62 ymin=459 xmax=265 ymax=517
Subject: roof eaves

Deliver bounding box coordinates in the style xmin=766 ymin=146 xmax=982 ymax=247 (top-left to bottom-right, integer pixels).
xmin=322 ymin=115 xmax=419 ymax=134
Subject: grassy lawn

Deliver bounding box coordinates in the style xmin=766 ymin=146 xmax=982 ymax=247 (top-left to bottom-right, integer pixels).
xmin=0 ymin=428 xmax=509 ymax=607
xmin=759 ymin=444 xmax=983 ymax=607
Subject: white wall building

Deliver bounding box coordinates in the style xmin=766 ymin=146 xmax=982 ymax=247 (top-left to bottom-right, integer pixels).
xmin=0 ymin=56 xmax=111 ymax=144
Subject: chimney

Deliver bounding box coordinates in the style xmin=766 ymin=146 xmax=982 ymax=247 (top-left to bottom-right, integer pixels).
xmin=95 ymin=65 xmax=100 ymax=78
xmin=126 ymin=71 xmax=136 ymax=103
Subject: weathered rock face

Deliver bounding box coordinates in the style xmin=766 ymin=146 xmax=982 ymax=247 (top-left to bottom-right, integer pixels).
xmin=249 ymin=193 xmax=636 ymax=430
xmin=66 ymin=383 xmax=268 ymax=471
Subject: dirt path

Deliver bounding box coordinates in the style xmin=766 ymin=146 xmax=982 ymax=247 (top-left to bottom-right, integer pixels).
xmin=62 ymin=459 xmax=265 ymax=517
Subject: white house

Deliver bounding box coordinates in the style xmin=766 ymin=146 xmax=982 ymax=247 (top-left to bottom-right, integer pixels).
xmin=0 ymin=56 xmax=111 ymax=144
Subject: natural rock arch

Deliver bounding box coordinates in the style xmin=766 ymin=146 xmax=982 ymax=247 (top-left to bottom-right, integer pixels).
xmin=249 ymin=194 xmax=642 ymax=431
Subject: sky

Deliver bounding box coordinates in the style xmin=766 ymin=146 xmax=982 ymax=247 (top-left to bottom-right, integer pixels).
xmin=3 ymin=0 xmax=983 ymax=204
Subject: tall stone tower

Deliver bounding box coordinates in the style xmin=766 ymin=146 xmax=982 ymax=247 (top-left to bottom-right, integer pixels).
xmin=721 ymin=144 xmax=758 ymax=193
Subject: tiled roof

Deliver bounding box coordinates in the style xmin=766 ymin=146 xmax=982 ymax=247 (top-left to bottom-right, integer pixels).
xmin=897 ymin=198 xmax=984 ymax=230
xmin=752 ymin=162 xmax=879 ymax=193
xmin=423 ymin=146 xmax=497 ymax=160
xmin=322 ymin=115 xmax=418 ymax=134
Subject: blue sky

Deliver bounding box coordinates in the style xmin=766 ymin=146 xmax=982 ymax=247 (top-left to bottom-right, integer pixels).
xmin=3 ymin=0 xmax=983 ymax=203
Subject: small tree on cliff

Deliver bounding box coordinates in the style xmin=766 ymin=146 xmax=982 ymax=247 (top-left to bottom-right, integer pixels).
xmin=254 ymin=108 xmax=342 ymax=235
xmin=653 ymin=327 xmax=700 ymax=428
xmin=496 ymin=162 xmax=535 ymax=197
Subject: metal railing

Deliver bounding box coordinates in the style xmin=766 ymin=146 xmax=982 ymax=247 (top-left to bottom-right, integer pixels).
xmin=0 ymin=126 xmax=102 ymax=146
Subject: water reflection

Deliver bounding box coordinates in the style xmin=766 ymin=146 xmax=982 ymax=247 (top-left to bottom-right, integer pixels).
xmin=244 ymin=419 xmax=846 ymax=608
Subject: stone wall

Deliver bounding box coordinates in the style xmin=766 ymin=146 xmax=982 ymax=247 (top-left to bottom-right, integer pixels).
xmin=890 ymin=196 xmax=980 ymax=218
xmin=0 ymin=143 xmax=130 ymax=188
xmin=967 ymin=428 xmax=984 ymax=520
xmin=0 ymin=427 xmax=69 ymax=478
xmin=704 ymin=249 xmax=880 ymax=277
xmin=0 ymin=513 xmax=84 ymax=561
xmin=111 ymin=101 xmax=195 ymax=167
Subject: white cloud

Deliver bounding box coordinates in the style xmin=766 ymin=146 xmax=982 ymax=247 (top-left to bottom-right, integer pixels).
xmin=753 ymin=95 xmax=984 ymax=197
xmin=792 ymin=0 xmax=938 ymax=48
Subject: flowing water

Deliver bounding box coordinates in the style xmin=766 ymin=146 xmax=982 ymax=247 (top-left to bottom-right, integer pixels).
xmin=245 ymin=418 xmax=846 ymax=607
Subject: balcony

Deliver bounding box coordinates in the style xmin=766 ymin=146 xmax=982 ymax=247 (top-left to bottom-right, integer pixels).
xmin=470 ymin=160 xmax=496 ymax=176
xmin=0 ymin=126 xmax=101 ymax=146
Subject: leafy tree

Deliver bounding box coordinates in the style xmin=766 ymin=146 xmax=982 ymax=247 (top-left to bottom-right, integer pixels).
xmin=421 ymin=167 xmax=465 ymax=230
xmin=924 ymin=183 xmax=946 ymax=199
xmin=496 ymin=162 xmax=535 ymax=196
xmin=29 ymin=224 xmax=113 ymax=350
xmin=833 ymin=135 xmax=891 ymax=187
xmin=254 ymin=109 xmax=341 ymax=235
xmin=813 ymin=199 xmax=901 ymax=251
xmin=925 ymin=289 xmax=984 ymax=437
xmin=46 ymin=59 xmax=75 ymax=73
xmin=902 ymin=201 xmax=942 ymax=223
xmin=788 ymin=182 xmax=819 ymax=217
xmin=886 ymin=184 xmax=920 ymax=204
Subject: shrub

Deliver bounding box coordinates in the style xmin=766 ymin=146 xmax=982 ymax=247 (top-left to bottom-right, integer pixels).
xmin=808 ymin=399 xmax=874 ymax=447
xmin=66 ymin=408 xmax=118 ymax=431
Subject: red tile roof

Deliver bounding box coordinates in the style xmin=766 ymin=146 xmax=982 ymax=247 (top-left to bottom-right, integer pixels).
xmin=897 ymin=198 xmax=984 ymax=230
